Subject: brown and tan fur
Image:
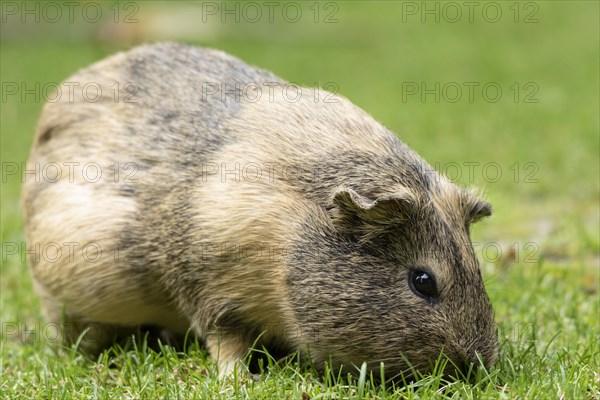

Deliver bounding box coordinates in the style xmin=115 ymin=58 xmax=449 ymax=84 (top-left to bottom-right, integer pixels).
xmin=22 ymin=43 xmax=498 ymax=379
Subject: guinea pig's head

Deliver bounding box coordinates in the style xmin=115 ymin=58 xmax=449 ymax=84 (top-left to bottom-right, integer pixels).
xmin=285 ymin=179 xmax=498 ymax=381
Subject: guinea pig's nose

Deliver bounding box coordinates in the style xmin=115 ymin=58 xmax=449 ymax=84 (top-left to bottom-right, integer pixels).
xmin=443 ymin=356 xmax=479 ymax=382
xmin=457 ymin=359 xmax=478 ymax=380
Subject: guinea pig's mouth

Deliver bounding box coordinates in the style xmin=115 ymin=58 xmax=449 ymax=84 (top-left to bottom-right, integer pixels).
xmin=441 ymin=359 xmax=481 ymax=383
xmin=377 ymin=352 xmax=486 ymax=385
xmin=432 ymin=349 xmax=494 ymax=384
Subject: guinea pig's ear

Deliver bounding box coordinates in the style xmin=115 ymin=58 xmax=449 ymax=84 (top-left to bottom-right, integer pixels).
xmin=331 ymin=187 xmax=415 ymax=238
xmin=466 ymin=198 xmax=492 ymax=224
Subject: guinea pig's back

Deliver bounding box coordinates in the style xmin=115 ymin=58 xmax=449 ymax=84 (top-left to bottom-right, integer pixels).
xmin=21 ymin=43 xmax=283 ymax=330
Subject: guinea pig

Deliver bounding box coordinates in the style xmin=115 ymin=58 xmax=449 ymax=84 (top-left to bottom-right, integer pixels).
xmin=22 ymin=42 xmax=498 ymax=379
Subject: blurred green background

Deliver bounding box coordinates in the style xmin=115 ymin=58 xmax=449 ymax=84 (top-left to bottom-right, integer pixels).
xmin=1 ymin=0 xmax=598 ymax=394
xmin=2 ymin=1 xmax=598 ymax=247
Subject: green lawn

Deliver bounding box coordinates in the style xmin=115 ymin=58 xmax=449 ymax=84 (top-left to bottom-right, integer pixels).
xmin=1 ymin=1 xmax=598 ymax=398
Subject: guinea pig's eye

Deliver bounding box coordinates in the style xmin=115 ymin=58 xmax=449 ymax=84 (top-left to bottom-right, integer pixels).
xmin=409 ymin=270 xmax=439 ymax=299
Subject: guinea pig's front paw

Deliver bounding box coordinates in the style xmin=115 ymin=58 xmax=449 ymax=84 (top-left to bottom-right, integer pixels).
xmin=205 ymin=331 xmax=255 ymax=380
xmin=217 ymin=358 xmax=264 ymax=383
xmin=217 ymin=358 xmax=244 ymax=378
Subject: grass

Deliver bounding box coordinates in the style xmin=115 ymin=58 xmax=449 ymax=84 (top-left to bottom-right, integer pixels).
xmin=1 ymin=1 xmax=599 ymax=398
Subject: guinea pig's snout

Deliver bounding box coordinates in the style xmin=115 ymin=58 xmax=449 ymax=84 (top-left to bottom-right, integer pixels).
xmin=443 ymin=356 xmax=479 ymax=382
xmin=457 ymin=357 xmax=478 ymax=380
xmin=443 ymin=346 xmax=499 ymax=382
